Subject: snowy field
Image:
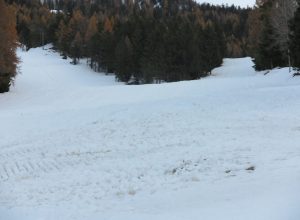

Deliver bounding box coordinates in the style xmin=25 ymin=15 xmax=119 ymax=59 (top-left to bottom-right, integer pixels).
xmin=0 ymin=46 xmax=300 ymax=220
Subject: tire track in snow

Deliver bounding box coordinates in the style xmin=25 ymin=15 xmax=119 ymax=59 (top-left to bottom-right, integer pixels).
xmin=0 ymin=145 xmax=110 ymax=182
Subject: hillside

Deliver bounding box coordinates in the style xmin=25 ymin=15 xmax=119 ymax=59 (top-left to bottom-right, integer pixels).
xmin=0 ymin=47 xmax=300 ymax=220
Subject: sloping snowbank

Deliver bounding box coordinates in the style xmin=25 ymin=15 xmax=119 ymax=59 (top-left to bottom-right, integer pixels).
xmin=0 ymin=47 xmax=300 ymax=220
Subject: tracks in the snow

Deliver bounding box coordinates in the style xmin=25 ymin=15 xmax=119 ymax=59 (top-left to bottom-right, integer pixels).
xmin=0 ymin=145 xmax=106 ymax=182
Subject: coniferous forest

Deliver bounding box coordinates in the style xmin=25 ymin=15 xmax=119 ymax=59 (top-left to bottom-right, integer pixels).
xmin=1 ymin=0 xmax=300 ymax=91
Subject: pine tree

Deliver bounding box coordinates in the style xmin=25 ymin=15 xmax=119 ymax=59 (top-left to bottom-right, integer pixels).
xmin=0 ymin=0 xmax=19 ymax=93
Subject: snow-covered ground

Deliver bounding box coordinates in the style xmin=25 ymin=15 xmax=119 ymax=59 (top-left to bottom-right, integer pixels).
xmin=0 ymin=47 xmax=300 ymax=220
xmin=196 ymin=0 xmax=255 ymax=8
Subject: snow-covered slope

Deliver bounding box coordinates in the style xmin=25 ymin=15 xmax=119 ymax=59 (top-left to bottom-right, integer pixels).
xmin=196 ymin=0 xmax=255 ymax=8
xmin=0 ymin=47 xmax=300 ymax=220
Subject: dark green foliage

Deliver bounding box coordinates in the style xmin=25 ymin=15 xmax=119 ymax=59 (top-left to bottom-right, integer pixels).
xmin=98 ymin=32 xmax=116 ymax=73
xmin=0 ymin=74 xmax=11 ymax=93
xmin=202 ymin=24 xmax=225 ymax=74
xmin=290 ymin=1 xmax=300 ymax=71
xmin=255 ymin=15 xmax=285 ymax=70
xmin=140 ymin=20 xmax=166 ymax=83
xmin=114 ymin=36 xmax=134 ymax=82
xmin=17 ymin=18 xmax=31 ymax=50
xmin=253 ymin=2 xmax=286 ymax=70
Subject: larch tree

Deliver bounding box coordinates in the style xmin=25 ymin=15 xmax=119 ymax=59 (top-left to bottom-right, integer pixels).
xmin=70 ymin=31 xmax=83 ymax=64
xmin=103 ymin=17 xmax=114 ymax=33
xmin=84 ymin=14 xmax=98 ymax=43
xmin=56 ymin=20 xmax=72 ymax=58
xmin=68 ymin=9 xmax=87 ymax=38
xmin=0 ymin=0 xmax=19 ymax=93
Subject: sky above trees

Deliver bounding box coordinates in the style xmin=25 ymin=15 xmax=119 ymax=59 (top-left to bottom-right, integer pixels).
xmin=196 ymin=0 xmax=255 ymax=8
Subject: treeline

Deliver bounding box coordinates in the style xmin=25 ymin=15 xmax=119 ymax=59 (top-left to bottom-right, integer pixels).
xmin=56 ymin=9 xmax=226 ymax=83
xmin=2 ymin=0 xmax=300 ymax=93
xmin=248 ymin=0 xmax=300 ymax=72
xmin=7 ymin=0 xmax=251 ymax=84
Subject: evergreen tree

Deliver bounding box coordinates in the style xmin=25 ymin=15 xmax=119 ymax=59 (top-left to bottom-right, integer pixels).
xmin=115 ymin=36 xmax=134 ymax=82
xmin=253 ymin=2 xmax=285 ymax=70
xmin=129 ymin=14 xmax=145 ymax=82
xmin=98 ymin=31 xmax=116 ymax=73
xmin=187 ymin=25 xmax=205 ymax=79
xmin=202 ymin=23 xmax=225 ymax=74
xmin=140 ymin=21 xmax=166 ymax=83
xmin=290 ymin=0 xmax=300 ymax=72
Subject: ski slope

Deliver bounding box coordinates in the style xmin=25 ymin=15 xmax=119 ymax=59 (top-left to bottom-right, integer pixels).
xmin=0 ymin=46 xmax=300 ymax=220
xmin=196 ymin=0 xmax=255 ymax=8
